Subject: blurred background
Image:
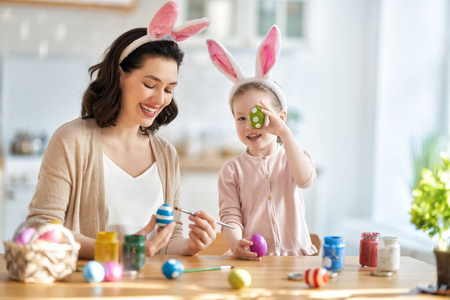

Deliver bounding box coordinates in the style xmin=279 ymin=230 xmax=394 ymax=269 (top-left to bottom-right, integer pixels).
xmin=0 ymin=0 xmax=447 ymax=263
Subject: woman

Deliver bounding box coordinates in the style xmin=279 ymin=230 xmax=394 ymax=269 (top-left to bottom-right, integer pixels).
xmin=26 ymin=1 xmax=217 ymax=259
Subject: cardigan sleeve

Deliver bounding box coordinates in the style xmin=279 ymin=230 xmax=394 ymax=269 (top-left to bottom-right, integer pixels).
xmin=218 ymin=161 xmax=244 ymax=232
xmin=27 ymin=123 xmax=74 ymax=225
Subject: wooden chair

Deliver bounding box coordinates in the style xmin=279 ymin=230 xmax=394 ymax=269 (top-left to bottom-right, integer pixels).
xmin=198 ymin=232 xmax=230 ymax=255
xmin=310 ymin=233 xmax=322 ymax=256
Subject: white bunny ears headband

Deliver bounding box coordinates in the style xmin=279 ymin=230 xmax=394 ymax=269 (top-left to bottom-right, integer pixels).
xmin=119 ymin=1 xmax=210 ymax=64
xmin=206 ymin=25 xmax=287 ymax=111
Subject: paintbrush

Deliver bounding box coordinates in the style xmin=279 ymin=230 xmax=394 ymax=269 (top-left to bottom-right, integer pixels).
xmin=184 ymin=266 xmax=234 ymax=273
xmin=174 ymin=207 xmax=235 ymax=229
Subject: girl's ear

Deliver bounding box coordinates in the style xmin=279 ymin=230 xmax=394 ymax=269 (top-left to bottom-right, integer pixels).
xmin=148 ymin=1 xmax=179 ymax=39
xmin=279 ymin=110 xmax=287 ymax=123
xmin=255 ymin=25 xmax=281 ymax=79
xmin=206 ymin=39 xmax=244 ymax=84
xmin=171 ymin=18 xmax=210 ymax=41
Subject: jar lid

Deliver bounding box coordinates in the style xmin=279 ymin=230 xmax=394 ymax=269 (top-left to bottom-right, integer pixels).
xmin=324 ymin=236 xmax=344 ymax=245
xmin=362 ymin=232 xmax=380 ymax=241
xmin=97 ymin=231 xmax=118 ymax=242
xmin=125 ymin=234 xmax=145 ymax=243
xmin=380 ymin=236 xmax=399 ymax=245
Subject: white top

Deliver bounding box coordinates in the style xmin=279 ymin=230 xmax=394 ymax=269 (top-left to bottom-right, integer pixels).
xmin=103 ymin=153 xmax=164 ymax=241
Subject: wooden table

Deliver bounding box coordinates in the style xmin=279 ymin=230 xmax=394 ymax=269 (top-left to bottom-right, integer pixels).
xmin=0 ymin=255 xmax=442 ymax=299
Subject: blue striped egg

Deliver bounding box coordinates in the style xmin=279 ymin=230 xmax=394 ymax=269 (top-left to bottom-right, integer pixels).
xmin=156 ymin=203 xmax=174 ymax=228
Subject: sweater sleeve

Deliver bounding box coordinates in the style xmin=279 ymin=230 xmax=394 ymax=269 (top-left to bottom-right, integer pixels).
xmin=27 ymin=124 xmax=74 ymax=225
xmin=218 ymin=162 xmax=244 ymax=232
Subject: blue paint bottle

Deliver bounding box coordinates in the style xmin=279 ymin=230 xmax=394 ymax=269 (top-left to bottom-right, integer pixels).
xmin=322 ymin=236 xmax=345 ymax=272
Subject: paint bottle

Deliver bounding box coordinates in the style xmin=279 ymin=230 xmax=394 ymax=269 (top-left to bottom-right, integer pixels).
xmin=122 ymin=235 xmax=146 ymax=271
xmin=377 ymin=236 xmax=400 ymax=272
xmin=359 ymin=232 xmax=380 ymax=267
xmin=322 ymin=236 xmax=345 ymax=272
xmin=94 ymin=231 xmax=119 ymax=264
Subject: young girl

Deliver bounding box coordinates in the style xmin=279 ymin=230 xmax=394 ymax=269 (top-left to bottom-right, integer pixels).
xmin=207 ymin=26 xmax=317 ymax=260
xmin=26 ymin=1 xmax=217 ymax=259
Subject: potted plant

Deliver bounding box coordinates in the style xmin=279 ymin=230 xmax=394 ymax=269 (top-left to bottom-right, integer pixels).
xmin=410 ymin=151 xmax=450 ymax=289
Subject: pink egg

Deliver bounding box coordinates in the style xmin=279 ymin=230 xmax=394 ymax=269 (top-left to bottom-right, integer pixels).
xmin=15 ymin=227 xmax=37 ymax=245
xmin=39 ymin=230 xmax=62 ymax=243
xmin=250 ymin=234 xmax=268 ymax=257
xmin=103 ymin=261 xmax=123 ymax=282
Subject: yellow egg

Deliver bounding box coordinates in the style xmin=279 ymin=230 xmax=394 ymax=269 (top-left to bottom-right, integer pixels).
xmin=228 ymin=268 xmax=251 ymax=289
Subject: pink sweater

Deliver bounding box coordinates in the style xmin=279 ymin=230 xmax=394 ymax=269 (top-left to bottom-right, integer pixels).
xmin=218 ymin=145 xmax=317 ymax=256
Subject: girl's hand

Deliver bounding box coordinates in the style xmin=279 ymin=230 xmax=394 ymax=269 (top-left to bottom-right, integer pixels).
xmin=257 ymin=100 xmax=288 ymax=137
xmin=187 ymin=210 xmax=218 ymax=253
xmin=232 ymin=239 xmax=261 ymax=261
xmin=134 ymin=214 xmax=175 ymax=256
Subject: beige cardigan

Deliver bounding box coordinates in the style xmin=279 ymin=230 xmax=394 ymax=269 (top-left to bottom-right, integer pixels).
xmin=27 ymin=118 xmax=184 ymax=254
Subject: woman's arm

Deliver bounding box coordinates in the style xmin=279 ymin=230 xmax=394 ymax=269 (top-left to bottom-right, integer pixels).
xmin=165 ymin=210 xmax=217 ymax=255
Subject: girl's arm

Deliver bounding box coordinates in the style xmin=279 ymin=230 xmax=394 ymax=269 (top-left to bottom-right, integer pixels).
xmin=259 ymin=100 xmax=315 ymax=186
xmin=222 ymin=225 xmax=260 ymax=261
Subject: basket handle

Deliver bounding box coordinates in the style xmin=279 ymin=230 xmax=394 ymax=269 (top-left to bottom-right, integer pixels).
xmin=28 ymin=224 xmax=78 ymax=250
xmin=11 ymin=219 xmax=48 ymax=242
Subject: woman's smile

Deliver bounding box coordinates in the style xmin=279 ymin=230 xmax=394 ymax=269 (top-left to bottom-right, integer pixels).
xmin=140 ymin=103 xmax=158 ymax=117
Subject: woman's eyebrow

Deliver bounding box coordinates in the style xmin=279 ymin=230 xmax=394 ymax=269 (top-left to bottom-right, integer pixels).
xmin=145 ymin=75 xmax=177 ymax=85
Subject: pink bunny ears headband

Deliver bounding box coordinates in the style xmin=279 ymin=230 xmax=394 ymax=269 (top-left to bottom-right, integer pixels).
xmin=206 ymin=25 xmax=287 ymax=111
xmin=119 ymin=1 xmax=210 ymax=64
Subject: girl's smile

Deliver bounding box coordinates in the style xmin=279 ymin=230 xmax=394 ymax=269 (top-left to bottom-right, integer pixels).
xmin=232 ymin=89 xmax=278 ymax=157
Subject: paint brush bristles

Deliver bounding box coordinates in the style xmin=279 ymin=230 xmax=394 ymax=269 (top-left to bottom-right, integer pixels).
xmin=174 ymin=207 xmax=235 ymax=229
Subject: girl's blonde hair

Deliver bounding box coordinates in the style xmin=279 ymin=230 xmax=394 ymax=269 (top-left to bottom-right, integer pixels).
xmin=230 ymin=82 xmax=282 ymax=115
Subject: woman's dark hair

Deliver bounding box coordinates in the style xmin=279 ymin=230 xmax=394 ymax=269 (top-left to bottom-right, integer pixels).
xmin=81 ymin=28 xmax=184 ymax=134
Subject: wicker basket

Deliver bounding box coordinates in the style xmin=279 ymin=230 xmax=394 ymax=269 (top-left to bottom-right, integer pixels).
xmin=3 ymin=221 xmax=80 ymax=283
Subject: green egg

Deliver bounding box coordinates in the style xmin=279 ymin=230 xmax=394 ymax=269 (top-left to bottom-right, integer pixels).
xmin=228 ymin=268 xmax=252 ymax=289
xmin=249 ymin=106 xmax=265 ymax=129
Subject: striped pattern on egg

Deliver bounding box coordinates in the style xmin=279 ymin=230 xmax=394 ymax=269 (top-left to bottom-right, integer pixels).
xmin=156 ymin=203 xmax=174 ymax=227
xmin=304 ymin=267 xmax=329 ymax=288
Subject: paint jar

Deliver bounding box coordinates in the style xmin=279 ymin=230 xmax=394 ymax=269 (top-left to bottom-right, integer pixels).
xmin=322 ymin=236 xmax=345 ymax=272
xmin=359 ymin=232 xmax=380 ymax=267
xmin=377 ymin=236 xmax=400 ymax=272
xmin=94 ymin=231 xmax=119 ymax=264
xmin=122 ymin=235 xmax=146 ymax=271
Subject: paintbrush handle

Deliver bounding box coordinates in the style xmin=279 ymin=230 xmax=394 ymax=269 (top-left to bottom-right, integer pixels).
xmin=175 ymin=207 xmax=235 ymax=229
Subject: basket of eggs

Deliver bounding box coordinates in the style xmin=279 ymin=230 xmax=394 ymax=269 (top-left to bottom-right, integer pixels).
xmin=3 ymin=219 xmax=80 ymax=283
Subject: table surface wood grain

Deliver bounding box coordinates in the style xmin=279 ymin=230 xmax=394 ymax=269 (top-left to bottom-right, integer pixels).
xmin=0 ymin=255 xmax=443 ymax=299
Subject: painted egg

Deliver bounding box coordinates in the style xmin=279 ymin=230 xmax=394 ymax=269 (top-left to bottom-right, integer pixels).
xmin=40 ymin=220 xmax=63 ymax=243
xmin=156 ymin=204 xmax=174 ymax=228
xmin=249 ymin=106 xmax=265 ymax=129
xmin=39 ymin=230 xmax=62 ymax=243
xmin=83 ymin=261 xmax=105 ymax=283
xmin=228 ymin=268 xmax=252 ymax=289
xmin=103 ymin=261 xmax=123 ymax=282
xmin=15 ymin=227 xmax=37 ymax=245
xmin=304 ymin=267 xmax=329 ymax=288
xmin=250 ymin=234 xmax=268 ymax=257
xmin=162 ymin=259 xmax=184 ymax=279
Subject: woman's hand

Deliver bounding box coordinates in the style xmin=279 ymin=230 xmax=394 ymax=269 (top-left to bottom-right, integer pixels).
xmin=135 ymin=214 xmax=175 ymax=256
xmin=187 ymin=210 xmax=218 ymax=253
xmin=231 ymin=239 xmax=260 ymax=261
